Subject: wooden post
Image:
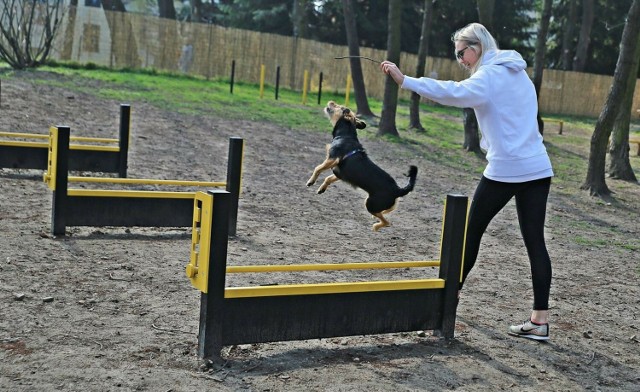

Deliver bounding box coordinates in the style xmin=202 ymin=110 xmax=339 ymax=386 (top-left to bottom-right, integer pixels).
xmin=317 ymin=72 xmax=323 ymax=105
xmin=118 ymin=104 xmax=131 ymax=178
xmin=51 ymin=127 xmax=71 ymax=236
xmin=275 ymin=66 xmax=280 ymax=100
xmin=225 ymin=137 xmax=243 ymax=236
xmin=436 ymin=194 xmax=468 ymax=338
xmin=230 ymin=60 xmax=235 ymax=94
xmin=198 ymin=190 xmax=231 ymax=360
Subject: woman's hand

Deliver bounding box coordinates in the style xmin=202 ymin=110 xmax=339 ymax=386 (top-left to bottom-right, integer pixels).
xmin=380 ymin=61 xmax=405 ymax=86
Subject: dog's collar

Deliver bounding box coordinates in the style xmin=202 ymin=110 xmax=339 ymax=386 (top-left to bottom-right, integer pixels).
xmin=342 ymin=149 xmax=363 ymax=161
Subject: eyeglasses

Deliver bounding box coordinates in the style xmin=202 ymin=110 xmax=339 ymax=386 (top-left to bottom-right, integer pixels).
xmin=455 ymin=46 xmax=471 ymax=60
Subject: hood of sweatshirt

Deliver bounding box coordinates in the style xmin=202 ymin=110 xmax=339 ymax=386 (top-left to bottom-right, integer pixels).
xmin=481 ymin=49 xmax=527 ymax=72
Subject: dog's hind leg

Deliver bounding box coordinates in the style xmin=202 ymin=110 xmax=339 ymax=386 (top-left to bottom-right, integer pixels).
xmin=307 ymin=158 xmax=338 ymax=187
xmin=371 ymin=212 xmax=390 ymax=231
xmin=317 ymin=174 xmax=340 ymax=194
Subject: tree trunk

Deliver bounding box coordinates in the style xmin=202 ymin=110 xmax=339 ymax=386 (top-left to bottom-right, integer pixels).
xmin=608 ymin=27 xmax=640 ymax=181
xmin=533 ymin=0 xmax=552 ymax=136
xmin=462 ymin=109 xmax=480 ymax=151
xmin=101 ymin=0 xmax=126 ymax=12
xmin=476 ymin=0 xmax=495 ymax=31
xmin=462 ymin=0 xmax=495 ymax=152
xmin=292 ymin=0 xmax=307 ymax=38
xmin=409 ymin=0 xmax=434 ymax=131
xmin=573 ymin=0 xmax=595 ymax=72
xmin=582 ymin=0 xmax=640 ymax=196
xmin=341 ymin=0 xmax=375 ymax=117
xmin=532 ymin=0 xmax=552 ymax=97
xmin=378 ymin=0 xmax=401 ymax=137
xmin=157 ymin=0 xmax=177 ymax=19
xmin=60 ymin=0 xmax=78 ymax=60
xmin=190 ymin=0 xmax=203 ymax=23
xmin=560 ymin=0 xmax=578 ymax=70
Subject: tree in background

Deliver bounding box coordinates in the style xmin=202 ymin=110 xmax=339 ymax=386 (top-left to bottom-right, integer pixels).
xmin=476 ymin=0 xmax=494 ymax=30
xmin=460 ymin=0 xmax=496 ymax=154
xmin=559 ymin=0 xmax=578 ymax=70
xmin=532 ymin=0 xmax=553 ymax=135
xmin=572 ymin=0 xmax=594 ymax=72
xmin=378 ymin=0 xmax=402 ymax=137
xmin=0 ymin=0 xmax=65 ymax=69
xmin=547 ymin=0 xmax=634 ymax=76
xmin=293 ymin=0 xmax=309 ymax=38
xmin=582 ymin=0 xmax=640 ymax=196
xmin=408 ymin=0 xmax=434 ymax=131
xmin=608 ymin=27 xmax=640 ymax=182
xmin=341 ymin=0 xmax=375 ymax=118
xmin=157 ymin=0 xmax=177 ymax=19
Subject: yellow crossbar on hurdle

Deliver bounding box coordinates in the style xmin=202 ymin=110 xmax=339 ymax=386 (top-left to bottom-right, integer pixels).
xmin=224 ymin=278 xmax=446 ymax=298
xmin=67 ymin=189 xmax=197 ymax=199
xmin=0 ymin=131 xmax=118 ymax=144
xmin=226 ymin=260 xmax=440 ymax=273
xmin=66 ymin=176 xmax=225 ymax=187
xmin=1 ymin=140 xmax=118 ymax=152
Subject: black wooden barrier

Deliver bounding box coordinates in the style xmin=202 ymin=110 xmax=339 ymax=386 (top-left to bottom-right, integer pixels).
xmin=0 ymin=104 xmax=131 ymax=177
xmin=190 ymin=190 xmax=467 ymax=359
xmin=50 ymin=127 xmax=243 ymax=236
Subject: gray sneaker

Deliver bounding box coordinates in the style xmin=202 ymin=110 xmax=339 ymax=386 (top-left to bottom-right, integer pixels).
xmin=508 ymin=319 xmax=549 ymax=341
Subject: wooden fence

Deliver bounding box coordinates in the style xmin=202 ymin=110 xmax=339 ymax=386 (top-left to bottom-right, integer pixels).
xmin=50 ymin=7 xmax=640 ymax=118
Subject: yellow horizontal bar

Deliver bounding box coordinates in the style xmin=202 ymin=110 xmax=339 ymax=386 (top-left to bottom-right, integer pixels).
xmin=0 ymin=140 xmax=118 ymax=151
xmin=69 ymin=145 xmax=119 ymax=152
xmin=0 ymin=132 xmax=118 ymax=143
xmin=0 ymin=140 xmax=48 ymax=148
xmin=68 ymin=189 xmax=196 ymax=199
xmin=224 ymin=279 xmax=445 ymax=298
xmin=227 ymin=260 xmax=440 ymax=273
xmin=0 ymin=132 xmax=49 ymax=139
xmin=69 ymin=136 xmax=118 ymax=144
xmin=67 ymin=176 xmax=225 ymax=187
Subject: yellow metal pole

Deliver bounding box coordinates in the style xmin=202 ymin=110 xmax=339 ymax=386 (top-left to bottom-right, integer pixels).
xmin=345 ymin=74 xmax=352 ymax=107
xmin=259 ymin=64 xmax=265 ymax=99
xmin=302 ymin=70 xmax=309 ymax=105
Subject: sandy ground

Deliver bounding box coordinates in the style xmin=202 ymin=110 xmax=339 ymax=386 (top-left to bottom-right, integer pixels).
xmin=1 ymin=71 xmax=639 ymax=391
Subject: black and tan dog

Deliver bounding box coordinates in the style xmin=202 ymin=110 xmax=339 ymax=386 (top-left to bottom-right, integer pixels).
xmin=306 ymin=101 xmax=418 ymax=231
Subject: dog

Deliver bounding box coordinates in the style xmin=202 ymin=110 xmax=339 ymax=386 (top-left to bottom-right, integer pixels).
xmin=306 ymin=101 xmax=418 ymax=231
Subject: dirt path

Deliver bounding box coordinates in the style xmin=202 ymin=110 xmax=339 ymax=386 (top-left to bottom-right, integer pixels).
xmin=1 ymin=71 xmax=639 ymax=391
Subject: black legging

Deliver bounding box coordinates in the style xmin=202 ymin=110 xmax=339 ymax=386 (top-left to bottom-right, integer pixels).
xmin=461 ymin=176 xmax=552 ymax=310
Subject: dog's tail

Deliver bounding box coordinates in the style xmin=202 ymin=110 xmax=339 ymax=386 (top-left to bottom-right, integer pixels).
xmin=396 ymin=165 xmax=418 ymax=198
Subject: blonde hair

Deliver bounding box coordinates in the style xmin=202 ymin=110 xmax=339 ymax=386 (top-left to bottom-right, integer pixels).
xmin=452 ymin=23 xmax=498 ymax=74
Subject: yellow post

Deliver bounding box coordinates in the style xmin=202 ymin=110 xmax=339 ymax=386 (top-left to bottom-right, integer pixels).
xmin=302 ymin=70 xmax=309 ymax=105
xmin=345 ymin=74 xmax=352 ymax=107
xmin=259 ymin=64 xmax=265 ymax=99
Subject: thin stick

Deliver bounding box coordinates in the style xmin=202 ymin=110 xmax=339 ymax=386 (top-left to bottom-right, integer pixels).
xmin=334 ymin=56 xmax=381 ymax=64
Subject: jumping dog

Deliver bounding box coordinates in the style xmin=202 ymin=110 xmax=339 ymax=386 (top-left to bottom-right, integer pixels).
xmin=306 ymin=101 xmax=418 ymax=231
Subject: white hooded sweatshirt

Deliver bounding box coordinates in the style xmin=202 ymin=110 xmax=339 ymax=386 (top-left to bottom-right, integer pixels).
xmin=402 ymin=50 xmax=553 ymax=182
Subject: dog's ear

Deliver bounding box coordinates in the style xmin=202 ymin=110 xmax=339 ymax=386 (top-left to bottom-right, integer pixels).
xmin=355 ymin=119 xmax=367 ymax=129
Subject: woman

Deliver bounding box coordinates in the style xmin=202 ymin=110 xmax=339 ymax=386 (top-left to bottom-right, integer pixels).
xmin=380 ymin=23 xmax=553 ymax=341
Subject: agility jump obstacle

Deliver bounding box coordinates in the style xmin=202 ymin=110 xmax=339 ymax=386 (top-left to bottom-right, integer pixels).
xmin=186 ymin=189 xmax=468 ymax=359
xmin=0 ymin=104 xmax=131 ymax=177
xmin=47 ymin=126 xmax=244 ymax=236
